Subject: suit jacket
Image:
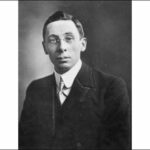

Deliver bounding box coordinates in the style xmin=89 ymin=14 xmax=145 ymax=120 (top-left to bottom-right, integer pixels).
xmin=19 ymin=62 xmax=131 ymax=150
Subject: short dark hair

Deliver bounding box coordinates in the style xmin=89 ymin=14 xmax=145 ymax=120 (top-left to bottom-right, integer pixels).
xmin=43 ymin=11 xmax=85 ymax=40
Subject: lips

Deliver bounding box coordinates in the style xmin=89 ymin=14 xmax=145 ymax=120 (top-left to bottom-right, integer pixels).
xmin=56 ymin=56 xmax=70 ymax=60
xmin=56 ymin=56 xmax=70 ymax=62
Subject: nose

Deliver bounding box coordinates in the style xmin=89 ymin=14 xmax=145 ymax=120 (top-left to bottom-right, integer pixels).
xmin=58 ymin=40 xmax=67 ymax=52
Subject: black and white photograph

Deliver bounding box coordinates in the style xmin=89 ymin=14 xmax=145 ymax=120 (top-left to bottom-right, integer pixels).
xmin=19 ymin=1 xmax=131 ymax=149
xmin=2 ymin=1 xmax=150 ymax=150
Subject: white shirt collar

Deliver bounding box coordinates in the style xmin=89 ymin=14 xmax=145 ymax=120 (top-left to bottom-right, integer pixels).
xmin=54 ymin=59 xmax=82 ymax=88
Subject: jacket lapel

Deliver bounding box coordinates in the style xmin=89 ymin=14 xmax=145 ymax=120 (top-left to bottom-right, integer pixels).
xmin=61 ymin=62 xmax=95 ymax=110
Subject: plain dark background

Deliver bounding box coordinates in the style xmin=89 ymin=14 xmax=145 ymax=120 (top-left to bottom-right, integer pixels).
xmin=19 ymin=1 xmax=131 ymax=116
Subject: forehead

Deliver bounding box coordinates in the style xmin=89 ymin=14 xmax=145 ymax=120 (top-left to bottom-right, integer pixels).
xmin=46 ymin=20 xmax=80 ymax=37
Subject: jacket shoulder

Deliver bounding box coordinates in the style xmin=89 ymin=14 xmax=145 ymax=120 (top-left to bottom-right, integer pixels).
xmin=92 ymin=68 xmax=126 ymax=89
xmin=92 ymin=68 xmax=129 ymax=105
xmin=27 ymin=74 xmax=54 ymax=91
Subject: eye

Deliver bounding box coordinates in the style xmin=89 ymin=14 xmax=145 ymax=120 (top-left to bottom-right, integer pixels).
xmin=48 ymin=38 xmax=57 ymax=44
xmin=48 ymin=36 xmax=59 ymax=44
xmin=65 ymin=36 xmax=74 ymax=42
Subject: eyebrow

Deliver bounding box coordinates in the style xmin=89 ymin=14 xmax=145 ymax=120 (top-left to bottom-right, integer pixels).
xmin=48 ymin=34 xmax=58 ymax=39
xmin=64 ymin=32 xmax=75 ymax=37
xmin=48 ymin=32 xmax=75 ymax=39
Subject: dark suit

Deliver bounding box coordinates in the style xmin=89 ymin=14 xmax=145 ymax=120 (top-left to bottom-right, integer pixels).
xmin=19 ymin=62 xmax=131 ymax=150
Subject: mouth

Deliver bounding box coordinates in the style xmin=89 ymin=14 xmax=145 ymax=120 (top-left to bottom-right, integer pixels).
xmin=56 ymin=56 xmax=70 ymax=62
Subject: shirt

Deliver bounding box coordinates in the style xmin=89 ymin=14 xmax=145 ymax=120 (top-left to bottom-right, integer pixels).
xmin=54 ymin=59 xmax=82 ymax=104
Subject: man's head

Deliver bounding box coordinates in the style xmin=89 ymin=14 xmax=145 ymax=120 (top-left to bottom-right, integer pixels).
xmin=42 ymin=11 xmax=87 ymax=74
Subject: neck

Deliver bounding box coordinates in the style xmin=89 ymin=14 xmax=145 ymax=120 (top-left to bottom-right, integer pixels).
xmin=55 ymin=60 xmax=81 ymax=75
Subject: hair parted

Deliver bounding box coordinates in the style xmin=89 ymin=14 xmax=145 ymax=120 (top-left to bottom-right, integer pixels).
xmin=43 ymin=11 xmax=85 ymax=40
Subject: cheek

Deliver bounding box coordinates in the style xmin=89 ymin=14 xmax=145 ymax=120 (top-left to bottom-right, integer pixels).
xmin=72 ymin=45 xmax=82 ymax=56
xmin=46 ymin=47 xmax=56 ymax=58
xmin=49 ymin=53 xmax=56 ymax=64
xmin=47 ymin=45 xmax=57 ymax=54
xmin=71 ymin=42 xmax=82 ymax=52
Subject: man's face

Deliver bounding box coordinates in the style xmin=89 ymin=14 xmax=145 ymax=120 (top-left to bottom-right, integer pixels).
xmin=43 ymin=20 xmax=87 ymax=74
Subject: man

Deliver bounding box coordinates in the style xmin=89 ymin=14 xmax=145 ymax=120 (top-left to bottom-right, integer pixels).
xmin=19 ymin=11 xmax=131 ymax=149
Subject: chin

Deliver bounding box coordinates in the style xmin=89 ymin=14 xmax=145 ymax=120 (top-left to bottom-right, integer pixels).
xmin=56 ymin=64 xmax=71 ymax=74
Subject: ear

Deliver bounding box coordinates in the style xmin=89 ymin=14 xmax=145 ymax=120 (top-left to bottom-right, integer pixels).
xmin=81 ymin=37 xmax=87 ymax=52
xmin=42 ymin=41 xmax=48 ymax=55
